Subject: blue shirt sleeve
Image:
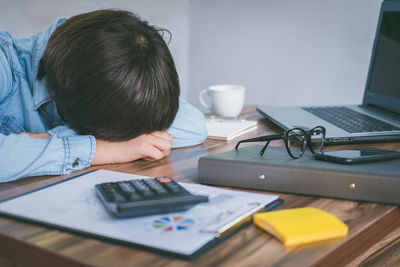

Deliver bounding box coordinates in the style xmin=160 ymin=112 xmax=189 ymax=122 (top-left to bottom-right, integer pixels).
xmin=168 ymin=98 xmax=207 ymax=148
xmin=47 ymin=125 xmax=78 ymax=137
xmin=0 ymin=133 xmax=95 ymax=183
xmin=0 ymin=46 xmax=13 ymax=102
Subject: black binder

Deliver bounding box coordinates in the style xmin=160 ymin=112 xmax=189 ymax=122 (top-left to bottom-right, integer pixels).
xmin=198 ymin=146 xmax=400 ymax=205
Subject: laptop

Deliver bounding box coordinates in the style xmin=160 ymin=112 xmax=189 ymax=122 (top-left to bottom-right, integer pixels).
xmin=257 ymin=0 xmax=400 ymax=145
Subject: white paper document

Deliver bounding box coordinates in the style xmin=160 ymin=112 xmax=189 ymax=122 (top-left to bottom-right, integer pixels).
xmin=0 ymin=169 xmax=278 ymax=256
xmin=206 ymin=118 xmax=257 ymax=141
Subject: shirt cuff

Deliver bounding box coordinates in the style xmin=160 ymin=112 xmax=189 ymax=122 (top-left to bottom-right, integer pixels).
xmin=62 ymin=135 xmax=96 ymax=173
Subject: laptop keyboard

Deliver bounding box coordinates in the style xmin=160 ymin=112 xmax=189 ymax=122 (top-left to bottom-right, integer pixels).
xmin=303 ymin=106 xmax=400 ymax=133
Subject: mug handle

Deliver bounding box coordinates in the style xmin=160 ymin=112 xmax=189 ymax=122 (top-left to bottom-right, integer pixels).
xmin=199 ymin=89 xmax=210 ymax=110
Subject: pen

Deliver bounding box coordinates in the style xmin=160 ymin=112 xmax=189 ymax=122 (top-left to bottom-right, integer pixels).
xmin=213 ymin=203 xmax=266 ymax=238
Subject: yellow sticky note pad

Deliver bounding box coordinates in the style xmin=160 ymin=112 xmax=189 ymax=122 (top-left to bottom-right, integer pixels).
xmin=253 ymin=207 xmax=348 ymax=246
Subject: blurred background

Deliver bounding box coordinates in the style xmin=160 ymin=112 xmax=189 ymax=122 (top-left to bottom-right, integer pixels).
xmin=0 ymin=0 xmax=383 ymax=112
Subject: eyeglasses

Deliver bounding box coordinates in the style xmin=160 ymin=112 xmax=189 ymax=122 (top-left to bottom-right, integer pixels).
xmin=235 ymin=126 xmax=326 ymax=159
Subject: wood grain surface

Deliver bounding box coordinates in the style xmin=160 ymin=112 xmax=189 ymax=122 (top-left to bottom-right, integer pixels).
xmin=0 ymin=106 xmax=399 ymax=267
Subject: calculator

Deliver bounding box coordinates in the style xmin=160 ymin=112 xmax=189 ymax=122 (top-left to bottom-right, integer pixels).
xmin=95 ymin=177 xmax=209 ymax=218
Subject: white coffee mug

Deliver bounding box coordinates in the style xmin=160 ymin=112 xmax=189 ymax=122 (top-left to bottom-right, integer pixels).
xmin=199 ymin=84 xmax=245 ymax=117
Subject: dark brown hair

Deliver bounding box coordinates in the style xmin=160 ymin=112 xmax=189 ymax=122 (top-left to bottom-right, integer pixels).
xmin=37 ymin=10 xmax=180 ymax=141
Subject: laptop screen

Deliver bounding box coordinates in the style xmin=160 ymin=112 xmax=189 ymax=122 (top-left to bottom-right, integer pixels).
xmin=363 ymin=3 xmax=400 ymax=115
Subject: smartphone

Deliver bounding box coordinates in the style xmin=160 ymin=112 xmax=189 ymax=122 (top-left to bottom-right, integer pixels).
xmin=313 ymin=148 xmax=400 ymax=164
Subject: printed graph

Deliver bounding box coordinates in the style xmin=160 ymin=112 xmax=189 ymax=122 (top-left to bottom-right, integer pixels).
xmin=153 ymin=216 xmax=195 ymax=231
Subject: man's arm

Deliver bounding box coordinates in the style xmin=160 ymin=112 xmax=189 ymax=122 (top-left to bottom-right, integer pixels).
xmin=48 ymin=126 xmax=174 ymax=164
xmin=0 ymin=133 xmax=94 ymax=183
xmin=0 ymin=100 xmax=204 ymax=182
xmin=0 ymin=129 xmax=174 ymax=182
xmin=168 ymin=98 xmax=208 ymax=148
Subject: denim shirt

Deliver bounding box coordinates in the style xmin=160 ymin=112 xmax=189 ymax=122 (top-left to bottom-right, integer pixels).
xmin=0 ymin=18 xmax=207 ymax=182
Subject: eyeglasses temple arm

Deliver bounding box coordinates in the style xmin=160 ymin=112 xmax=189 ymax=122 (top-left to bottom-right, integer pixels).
xmin=260 ymin=141 xmax=271 ymax=156
xmin=235 ymin=134 xmax=282 ymax=150
xmin=235 ymin=137 xmax=265 ymax=149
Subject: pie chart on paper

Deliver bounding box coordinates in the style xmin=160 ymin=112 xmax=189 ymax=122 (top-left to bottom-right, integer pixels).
xmin=153 ymin=216 xmax=195 ymax=231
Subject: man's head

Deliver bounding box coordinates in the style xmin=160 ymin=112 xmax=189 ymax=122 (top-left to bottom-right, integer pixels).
xmin=37 ymin=10 xmax=180 ymax=141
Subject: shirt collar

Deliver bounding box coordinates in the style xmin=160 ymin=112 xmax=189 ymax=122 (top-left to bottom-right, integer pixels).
xmin=32 ymin=17 xmax=66 ymax=110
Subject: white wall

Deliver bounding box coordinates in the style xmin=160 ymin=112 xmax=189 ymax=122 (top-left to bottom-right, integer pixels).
xmin=0 ymin=0 xmax=190 ymax=99
xmin=188 ymin=0 xmax=383 ymax=112
xmin=0 ymin=0 xmax=385 ymax=110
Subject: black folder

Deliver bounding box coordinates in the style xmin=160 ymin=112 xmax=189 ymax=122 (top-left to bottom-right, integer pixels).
xmin=198 ymin=146 xmax=400 ymax=205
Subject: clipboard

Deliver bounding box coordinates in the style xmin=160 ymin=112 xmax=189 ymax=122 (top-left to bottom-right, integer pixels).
xmin=0 ymin=170 xmax=282 ymax=259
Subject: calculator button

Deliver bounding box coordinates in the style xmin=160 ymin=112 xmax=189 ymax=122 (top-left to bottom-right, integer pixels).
xmin=106 ymin=185 xmax=126 ymax=203
xmin=118 ymin=182 xmax=141 ymax=201
xmin=99 ymin=184 xmax=115 ymax=201
xmin=158 ymin=177 xmax=171 ymax=183
xmin=144 ymin=179 xmax=168 ymax=195
xmin=130 ymin=180 xmax=155 ymax=197
xmin=163 ymin=183 xmax=182 ymax=194
xmin=157 ymin=177 xmax=183 ymax=194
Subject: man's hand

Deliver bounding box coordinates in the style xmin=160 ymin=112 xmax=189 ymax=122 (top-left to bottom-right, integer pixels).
xmin=92 ymin=131 xmax=173 ymax=165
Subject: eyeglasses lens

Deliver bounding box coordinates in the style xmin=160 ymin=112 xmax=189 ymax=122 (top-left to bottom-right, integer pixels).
xmin=287 ymin=129 xmax=306 ymax=158
xmin=310 ymin=127 xmax=325 ymax=152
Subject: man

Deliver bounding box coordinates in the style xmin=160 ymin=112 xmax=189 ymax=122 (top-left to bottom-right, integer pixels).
xmin=0 ymin=10 xmax=207 ymax=182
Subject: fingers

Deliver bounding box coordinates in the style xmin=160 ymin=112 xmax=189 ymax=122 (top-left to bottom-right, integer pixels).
xmin=150 ymin=132 xmax=173 ymax=156
xmin=142 ymin=145 xmax=165 ymax=161
xmin=140 ymin=132 xmax=173 ymax=161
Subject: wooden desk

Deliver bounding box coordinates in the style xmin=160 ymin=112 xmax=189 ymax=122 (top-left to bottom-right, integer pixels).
xmin=0 ymin=106 xmax=399 ymax=267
